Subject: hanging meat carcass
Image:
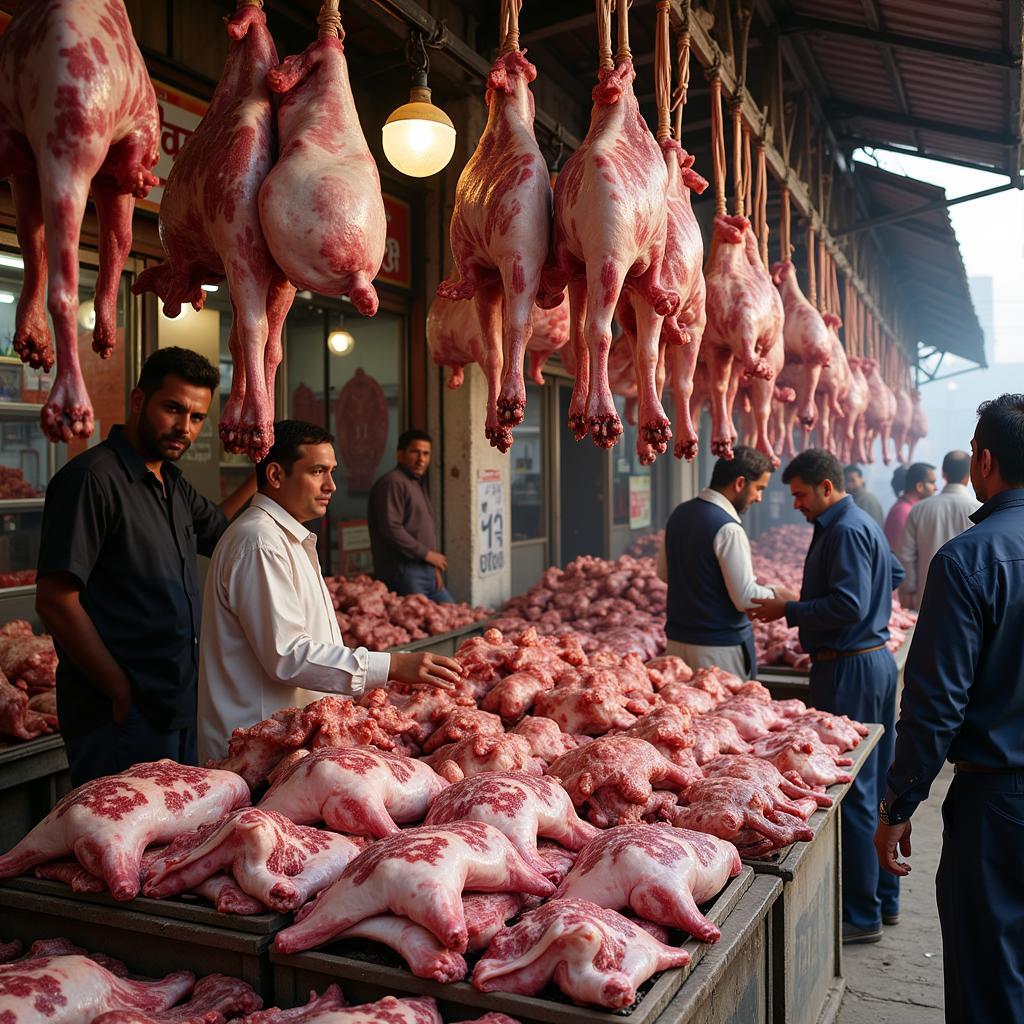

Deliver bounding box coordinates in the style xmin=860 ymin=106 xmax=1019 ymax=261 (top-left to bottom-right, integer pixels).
xmin=541 ymin=0 xmax=679 ymax=450
xmin=840 ymin=356 xmax=870 ymax=463
xmin=813 ymin=317 xmax=849 ymax=454
xmin=438 ymin=1 xmax=552 ymax=452
xmin=891 ymin=385 xmax=913 ymax=463
xmin=134 ymin=0 xmax=293 ymax=462
xmin=525 ymin=297 xmax=570 ymax=385
xmin=861 ymin=357 xmax=896 ymax=464
xmin=0 ymin=0 xmax=159 ymax=442
xmin=906 ymin=387 xmax=928 ymax=460
xmin=259 ymin=2 xmax=384 ymax=313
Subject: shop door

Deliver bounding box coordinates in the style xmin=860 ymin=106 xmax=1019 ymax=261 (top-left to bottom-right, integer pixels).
xmin=558 ymin=383 xmax=608 ymax=564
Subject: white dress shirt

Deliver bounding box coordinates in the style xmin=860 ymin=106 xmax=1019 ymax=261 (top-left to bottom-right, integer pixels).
xmin=656 ymin=488 xmax=774 ymax=611
xmin=896 ymin=482 xmax=981 ymax=610
xmin=198 ymin=494 xmax=391 ymax=763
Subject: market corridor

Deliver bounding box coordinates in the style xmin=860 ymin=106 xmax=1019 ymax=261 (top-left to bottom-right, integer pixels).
xmin=839 ymin=763 xmax=952 ymax=1024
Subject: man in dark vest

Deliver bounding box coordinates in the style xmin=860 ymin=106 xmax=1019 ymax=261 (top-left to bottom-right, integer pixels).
xmin=657 ymin=446 xmax=777 ymax=677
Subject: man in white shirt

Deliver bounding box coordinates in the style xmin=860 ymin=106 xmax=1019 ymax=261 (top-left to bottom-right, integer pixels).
xmin=657 ymin=447 xmax=783 ymax=677
xmin=896 ymin=449 xmax=980 ymax=610
xmin=198 ymin=421 xmax=464 ymax=763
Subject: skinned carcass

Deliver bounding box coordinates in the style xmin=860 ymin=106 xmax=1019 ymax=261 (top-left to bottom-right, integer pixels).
xmin=839 ymin=356 xmax=870 ymax=463
xmin=906 ymin=387 xmax=928 ymax=460
xmin=0 ymin=0 xmax=159 ymax=441
xmin=134 ymin=0 xmax=293 ymax=462
xmin=438 ymin=35 xmax=552 ymax=452
xmin=861 ymin=357 xmax=897 ymax=464
xmin=813 ymin=317 xmax=849 ymax=455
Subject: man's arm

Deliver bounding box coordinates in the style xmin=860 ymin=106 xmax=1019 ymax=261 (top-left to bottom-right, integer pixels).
xmin=784 ymin=528 xmax=872 ymax=629
xmin=36 ymin=573 xmax=133 ymax=721
xmin=713 ymin=523 xmax=774 ymax=610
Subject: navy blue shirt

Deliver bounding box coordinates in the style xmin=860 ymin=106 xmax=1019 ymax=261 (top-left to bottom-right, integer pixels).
xmin=38 ymin=426 xmax=227 ymax=738
xmin=785 ymin=496 xmax=904 ymax=654
xmin=886 ymin=488 xmax=1024 ymax=820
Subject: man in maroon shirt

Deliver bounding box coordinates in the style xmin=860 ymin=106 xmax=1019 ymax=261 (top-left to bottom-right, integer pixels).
xmin=368 ymin=429 xmax=452 ymax=602
xmin=883 ymin=461 xmax=936 ymax=549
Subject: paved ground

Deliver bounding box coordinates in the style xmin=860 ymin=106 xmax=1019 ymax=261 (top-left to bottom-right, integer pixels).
xmin=837 ymin=762 xmax=952 ymax=1024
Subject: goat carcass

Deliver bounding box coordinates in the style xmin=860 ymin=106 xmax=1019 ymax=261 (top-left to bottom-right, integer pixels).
xmin=891 ymin=386 xmax=913 ymax=463
xmin=543 ymin=53 xmax=678 ymax=448
xmin=906 ymin=388 xmax=928 ymax=460
xmin=861 ymin=357 xmax=897 ymax=464
xmin=526 ymin=297 xmax=570 ymax=385
xmin=259 ymin=17 xmax=384 ymax=314
xmin=813 ymin=319 xmax=850 ymax=454
xmin=840 ymin=356 xmax=870 ymax=463
xmin=134 ymin=3 xmax=291 ymax=462
xmin=438 ymin=49 xmax=551 ymax=450
xmin=0 ymin=0 xmax=159 ymax=441
xmin=273 ymin=822 xmax=554 ymax=955
xmin=0 ymin=761 xmax=249 ymax=899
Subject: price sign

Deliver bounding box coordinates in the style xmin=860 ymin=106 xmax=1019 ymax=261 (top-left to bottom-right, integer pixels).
xmin=477 ymin=469 xmax=505 ymax=577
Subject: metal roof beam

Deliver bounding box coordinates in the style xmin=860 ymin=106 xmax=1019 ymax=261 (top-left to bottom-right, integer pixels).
xmin=841 ymin=139 xmax=1020 ymax=180
xmin=827 ymin=102 xmax=1019 ymax=146
xmin=780 ymin=15 xmax=1021 ymax=69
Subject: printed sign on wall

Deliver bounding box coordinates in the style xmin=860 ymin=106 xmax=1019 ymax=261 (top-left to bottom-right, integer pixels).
xmin=629 ymin=474 xmax=652 ymax=530
xmin=477 ymin=468 xmax=505 ymax=577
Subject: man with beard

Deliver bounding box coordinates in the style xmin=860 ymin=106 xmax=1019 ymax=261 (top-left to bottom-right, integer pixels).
xmin=35 ymin=348 xmax=255 ymax=784
xmin=657 ymin=446 xmax=777 ymax=677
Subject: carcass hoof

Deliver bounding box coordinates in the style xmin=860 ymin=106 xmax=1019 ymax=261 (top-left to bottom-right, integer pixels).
xmin=41 ymin=401 xmax=94 ymax=443
xmin=92 ymin=324 xmax=116 ymax=360
xmin=436 ymin=280 xmax=474 ymax=301
xmin=220 ymin=423 xmax=273 ymax=463
xmin=711 ymin=439 xmax=734 ymax=460
xmin=743 ymin=359 xmax=773 ymax=382
xmin=485 ymin=425 xmax=514 ymax=453
xmin=590 ymin=415 xmax=623 ymax=448
xmin=637 ymin=445 xmax=656 ymax=467
xmin=652 ymin=289 xmax=681 ymax=318
xmin=496 ymin=397 xmax=525 ymax=428
xmin=13 ymin=328 xmax=55 ymax=372
xmin=674 ymin=438 xmax=699 ymax=461
xmin=568 ymin=413 xmax=588 ymax=442
xmin=641 ymin=421 xmax=672 ymax=451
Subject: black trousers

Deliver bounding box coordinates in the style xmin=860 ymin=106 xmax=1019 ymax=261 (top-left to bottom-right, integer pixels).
xmin=937 ymin=770 xmax=1024 ymax=1024
xmin=64 ymin=706 xmax=197 ymax=787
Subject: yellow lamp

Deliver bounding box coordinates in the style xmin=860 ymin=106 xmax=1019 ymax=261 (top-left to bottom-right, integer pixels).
xmin=327 ymin=328 xmax=355 ymax=356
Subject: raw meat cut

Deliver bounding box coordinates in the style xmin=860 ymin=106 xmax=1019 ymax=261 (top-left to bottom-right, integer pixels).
xmin=273 ymin=821 xmax=554 ymax=955
xmin=473 ymin=898 xmax=690 ymax=1008
xmin=546 ymin=737 xmax=692 ymax=828
xmin=143 ymin=808 xmax=363 ymax=911
xmin=702 ymin=754 xmax=830 ymax=814
xmin=384 ymin=686 xmax=475 ymax=746
xmin=861 ymin=358 xmax=896 ymax=464
xmin=258 ymin=746 xmax=447 ymax=836
xmin=333 ymin=915 xmax=468 ymax=983
xmin=712 ymin=697 xmax=789 ymax=740
xmin=906 ymin=388 xmax=928 ymax=460
xmin=0 ymin=762 xmax=249 ymax=900
xmin=423 ymin=733 xmax=543 ymax=780
xmin=481 ymin=671 xmax=553 ymax=722
xmin=0 ymin=941 xmax=22 ymax=965
xmin=133 ymin=1 xmax=292 ymax=461
xmin=891 ymin=386 xmax=913 ymax=464
xmin=0 ymin=621 xmax=57 ymax=693
xmin=90 ymin=974 xmax=262 ymax=1024
xmin=0 ymin=0 xmax=159 ymax=442
xmin=532 ymin=681 xmax=651 ymax=735
xmin=424 ymin=772 xmax=597 ymax=875
xmin=555 ymin=824 xmax=741 ymax=940
xmin=542 ymin=3 xmax=678 ymax=449
xmin=840 ymin=356 xmax=870 ymax=463
xmin=438 ymin=39 xmax=552 ymax=449
xmin=422 ymin=709 xmax=504 ymax=754
xmin=503 ymin=629 xmax=587 ymax=684
xmin=657 ymin=681 xmax=715 ymax=716
xmin=259 ymin=6 xmax=384 ymax=314
xmin=508 ymin=716 xmax=582 ymax=765
xmin=750 ymin=729 xmax=853 ymax=788
xmin=644 ymin=655 xmax=693 ymax=689
xmin=686 ymin=715 xmax=752 ymax=764
xmin=0 ymin=952 xmax=193 ymax=1024
xmin=0 ymin=671 xmax=57 ymax=740
xmin=235 ymin=987 xmax=345 ymax=1024
xmin=240 ymin=993 xmax=440 ymax=1024
xmin=526 ymin=298 xmax=570 ymax=385
xmin=794 ymin=710 xmax=868 ymax=752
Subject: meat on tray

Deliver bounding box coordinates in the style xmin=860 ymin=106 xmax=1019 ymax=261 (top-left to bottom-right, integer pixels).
xmin=0 ymin=671 xmax=57 ymax=742
xmin=0 ymin=621 xmax=58 ymax=694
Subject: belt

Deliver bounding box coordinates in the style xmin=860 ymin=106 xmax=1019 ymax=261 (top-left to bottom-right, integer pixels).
xmin=814 ymin=643 xmax=886 ymax=662
xmin=954 ymin=762 xmax=1024 ymax=775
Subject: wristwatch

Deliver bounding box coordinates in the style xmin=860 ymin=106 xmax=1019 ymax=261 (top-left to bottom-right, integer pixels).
xmin=878 ymin=799 xmax=904 ymax=826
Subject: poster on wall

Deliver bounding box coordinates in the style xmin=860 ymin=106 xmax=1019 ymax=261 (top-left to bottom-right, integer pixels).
xmin=338 ymin=519 xmax=373 ymax=576
xmin=628 ymin=475 xmax=652 ymax=530
xmin=477 ymin=469 xmax=505 ymax=577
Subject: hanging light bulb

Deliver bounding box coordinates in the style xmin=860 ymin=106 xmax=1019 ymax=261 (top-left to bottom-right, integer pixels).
xmin=327 ymin=328 xmax=355 ymax=356
xmin=77 ymin=299 xmax=96 ymax=329
xmin=382 ymin=31 xmax=456 ymax=178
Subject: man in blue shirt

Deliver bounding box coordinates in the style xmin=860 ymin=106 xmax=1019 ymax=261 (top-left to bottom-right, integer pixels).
xmin=751 ymin=448 xmax=904 ymax=944
xmin=875 ymin=393 xmax=1024 ymax=1024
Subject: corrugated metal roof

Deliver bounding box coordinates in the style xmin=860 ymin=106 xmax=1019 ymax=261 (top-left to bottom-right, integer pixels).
xmin=853 ymin=163 xmax=986 ymax=365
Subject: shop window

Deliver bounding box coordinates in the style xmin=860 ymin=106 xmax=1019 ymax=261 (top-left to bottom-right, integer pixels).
xmin=511 ymin=383 xmax=545 ymax=542
xmin=611 ymin=395 xmax=654 ymax=530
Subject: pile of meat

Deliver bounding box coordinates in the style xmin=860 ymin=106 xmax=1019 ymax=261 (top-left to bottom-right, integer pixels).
xmin=324 ymin=576 xmax=491 ymax=651
xmin=0 ymin=572 xmax=37 ymax=589
xmin=0 ymin=467 xmax=41 ymax=499
xmin=492 ymin=555 xmax=666 ymax=660
xmin=0 ymin=621 xmax=59 ymax=742
xmin=0 ymin=937 xmax=262 ymax=1024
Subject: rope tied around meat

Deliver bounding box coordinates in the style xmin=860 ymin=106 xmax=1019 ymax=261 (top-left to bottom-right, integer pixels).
xmin=317 ymin=0 xmax=344 ymax=42
xmin=499 ymin=0 xmax=522 ymax=56
xmin=654 ymin=0 xmax=671 ymax=141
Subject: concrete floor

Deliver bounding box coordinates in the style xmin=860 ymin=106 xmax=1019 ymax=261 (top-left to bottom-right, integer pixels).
xmin=837 ymin=762 xmax=952 ymax=1024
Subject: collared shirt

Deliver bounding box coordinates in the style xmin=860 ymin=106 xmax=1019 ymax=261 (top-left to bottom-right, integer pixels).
xmin=785 ymin=495 xmax=904 ymax=655
xmin=694 ymin=489 xmax=774 ymax=609
xmin=896 ymin=483 xmax=981 ymax=609
xmin=37 ymin=425 xmax=227 ymax=737
xmin=198 ymin=493 xmax=391 ymax=763
xmin=886 ymin=489 xmax=1024 ymax=820
xmin=883 ymin=493 xmax=919 ymax=549
xmin=367 ymin=465 xmax=438 ymax=581
xmin=850 ymin=487 xmax=885 ymax=529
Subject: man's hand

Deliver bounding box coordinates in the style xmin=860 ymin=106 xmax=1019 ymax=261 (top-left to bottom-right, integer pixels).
xmin=749 ymin=595 xmax=789 ymax=622
xmin=425 ymin=550 xmax=448 ymax=572
xmin=772 ymin=585 xmax=799 ymax=602
xmin=111 ymin=691 xmax=133 ymax=725
xmin=434 ymin=568 xmax=444 ymax=591
xmin=875 ymin=820 xmax=912 ymax=876
xmin=389 ymin=652 xmax=464 ymax=689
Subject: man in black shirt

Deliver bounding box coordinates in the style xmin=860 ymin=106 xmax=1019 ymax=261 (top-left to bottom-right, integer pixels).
xmin=36 ymin=348 xmax=255 ymax=785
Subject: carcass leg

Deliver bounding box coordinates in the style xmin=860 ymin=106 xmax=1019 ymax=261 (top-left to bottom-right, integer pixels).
xmin=798 ymin=363 xmax=821 ymax=430
xmin=437 ymin=261 xmax=480 ymax=302
xmin=879 ymin=421 xmax=893 ymax=466
xmin=38 ymin=173 xmax=94 ymax=442
xmin=747 ymin=378 xmax=780 ymax=467
xmin=221 ymin=319 xmax=245 ymax=443
xmin=264 ymin=271 xmax=296 ymax=407
xmin=706 ymin=345 xmax=735 ymax=459
xmin=496 ymin=256 xmax=541 ymax=428
xmin=565 ymin=279 xmax=589 ymax=441
xmin=583 ymin=259 xmax=624 ymax=448
xmin=527 ymin=351 xmax=547 ymax=386
xmin=668 ymin=335 xmax=700 ymax=460
xmin=9 ymin=172 xmax=53 ymax=371
xmin=631 ymin=298 xmax=670 ymax=464
xmin=471 ymin=280 xmax=510 ymax=453
xmin=448 ymin=365 xmax=466 ymax=389
xmin=90 ymin=179 xmax=135 ymax=360
xmin=632 ymin=253 xmax=680 ymax=319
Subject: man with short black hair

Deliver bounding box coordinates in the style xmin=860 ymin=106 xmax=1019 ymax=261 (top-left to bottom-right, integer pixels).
xmin=844 ymin=464 xmax=884 ymax=528
xmin=368 ymin=429 xmax=451 ymax=602
xmin=36 ymin=347 xmax=255 ymax=785
xmin=884 ymin=460 xmax=937 ymax=548
xmin=198 ymin=421 xmax=464 ymax=763
xmin=876 ymin=394 xmax=1024 ymax=1023
xmin=895 ymin=449 xmax=980 ymax=610
xmin=750 ymin=448 xmax=904 ymax=944
xmin=657 ymin=446 xmax=777 ymax=677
